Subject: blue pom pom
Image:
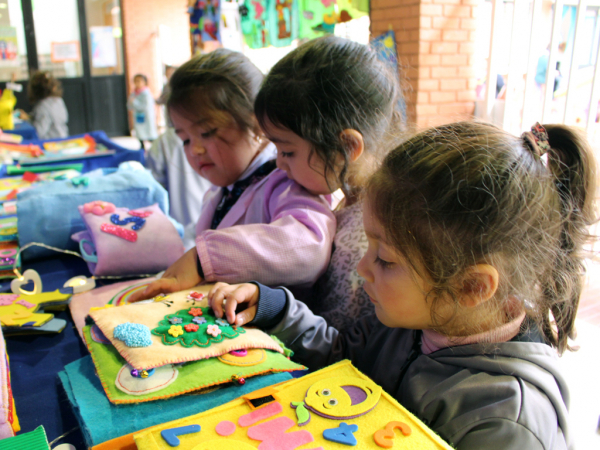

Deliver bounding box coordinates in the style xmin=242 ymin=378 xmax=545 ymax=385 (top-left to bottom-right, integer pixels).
xmin=113 ymin=322 xmax=153 ymax=347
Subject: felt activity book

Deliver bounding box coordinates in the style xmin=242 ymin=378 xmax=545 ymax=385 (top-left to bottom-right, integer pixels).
xmin=72 ymin=202 xmax=184 ymax=276
xmin=87 ymin=288 xmax=287 ymax=370
xmin=58 ymin=354 xmax=293 ymax=448
xmin=82 ymin=324 xmax=304 ymax=404
xmin=0 ymin=278 xmax=72 ymax=334
xmin=133 ymin=360 xmax=453 ymax=450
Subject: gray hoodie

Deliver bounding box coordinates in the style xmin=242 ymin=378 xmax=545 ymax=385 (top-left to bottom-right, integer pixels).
xmin=251 ymin=283 xmax=572 ymax=450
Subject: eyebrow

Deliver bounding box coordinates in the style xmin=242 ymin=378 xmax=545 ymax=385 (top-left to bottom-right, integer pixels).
xmin=265 ymin=135 xmax=291 ymax=145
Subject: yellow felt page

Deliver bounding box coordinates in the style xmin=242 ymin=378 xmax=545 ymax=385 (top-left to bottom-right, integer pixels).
xmin=134 ymin=360 xmax=453 ymax=450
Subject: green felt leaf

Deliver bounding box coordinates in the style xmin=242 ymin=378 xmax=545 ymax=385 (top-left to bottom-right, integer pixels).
xmin=291 ymin=401 xmax=311 ymax=426
xmin=151 ymin=306 xmax=245 ymax=348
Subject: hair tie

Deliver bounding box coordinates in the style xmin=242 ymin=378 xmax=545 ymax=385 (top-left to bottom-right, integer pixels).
xmin=521 ymin=122 xmax=551 ymax=158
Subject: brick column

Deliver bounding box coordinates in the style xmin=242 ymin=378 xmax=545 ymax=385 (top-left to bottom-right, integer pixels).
xmin=371 ymin=0 xmax=479 ymax=128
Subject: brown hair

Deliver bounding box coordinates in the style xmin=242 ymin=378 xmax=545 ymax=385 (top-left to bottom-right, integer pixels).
xmin=255 ymin=36 xmax=404 ymax=193
xmin=27 ymin=71 xmax=63 ymax=104
xmin=167 ymin=48 xmax=263 ymax=135
xmin=367 ymin=121 xmax=597 ymax=353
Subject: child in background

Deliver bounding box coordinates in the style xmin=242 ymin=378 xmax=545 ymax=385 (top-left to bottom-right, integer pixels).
xmin=26 ymin=71 xmax=69 ymax=139
xmin=127 ymin=73 xmax=158 ymax=149
xmin=208 ymin=121 xmax=596 ymax=449
xmin=130 ymin=49 xmax=335 ymax=302
xmin=146 ymin=128 xmax=212 ymax=249
xmin=255 ymin=36 xmax=403 ymax=329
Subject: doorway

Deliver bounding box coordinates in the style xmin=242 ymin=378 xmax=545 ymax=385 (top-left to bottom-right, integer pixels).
xmin=0 ymin=0 xmax=128 ymax=137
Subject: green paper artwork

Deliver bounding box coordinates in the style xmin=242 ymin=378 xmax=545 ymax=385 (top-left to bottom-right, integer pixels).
xmin=151 ymin=307 xmax=245 ymax=348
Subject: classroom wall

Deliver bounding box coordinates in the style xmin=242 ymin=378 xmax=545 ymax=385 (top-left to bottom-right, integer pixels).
xmin=121 ymin=0 xmax=192 ymax=101
xmin=371 ymin=0 xmax=478 ymax=128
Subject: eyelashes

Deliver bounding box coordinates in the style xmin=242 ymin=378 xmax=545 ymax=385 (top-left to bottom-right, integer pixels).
xmin=375 ymin=256 xmax=394 ymax=269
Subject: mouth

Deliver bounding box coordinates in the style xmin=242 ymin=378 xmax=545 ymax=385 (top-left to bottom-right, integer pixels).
xmin=198 ymin=162 xmax=214 ymax=172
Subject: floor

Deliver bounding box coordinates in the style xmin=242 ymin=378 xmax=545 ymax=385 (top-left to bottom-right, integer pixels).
xmin=562 ymin=257 xmax=600 ymax=449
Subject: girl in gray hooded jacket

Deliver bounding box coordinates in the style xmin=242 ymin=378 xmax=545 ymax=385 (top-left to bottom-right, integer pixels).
xmin=207 ymin=121 xmax=596 ymax=450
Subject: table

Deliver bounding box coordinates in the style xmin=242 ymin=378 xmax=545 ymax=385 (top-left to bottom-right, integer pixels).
xmin=3 ymin=122 xmax=38 ymax=141
xmin=4 ymin=255 xmax=133 ymax=448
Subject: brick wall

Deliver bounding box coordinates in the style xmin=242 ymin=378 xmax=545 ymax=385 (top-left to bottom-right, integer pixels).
xmin=122 ymin=0 xmax=191 ymax=100
xmin=371 ymin=0 xmax=479 ymax=128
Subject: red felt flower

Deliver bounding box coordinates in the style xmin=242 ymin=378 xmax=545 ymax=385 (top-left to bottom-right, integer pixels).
xmin=185 ymin=323 xmax=199 ymax=332
xmin=188 ymin=307 xmax=203 ymax=317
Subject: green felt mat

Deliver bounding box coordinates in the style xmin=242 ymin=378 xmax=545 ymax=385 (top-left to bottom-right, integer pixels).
xmin=83 ymin=325 xmax=305 ymax=404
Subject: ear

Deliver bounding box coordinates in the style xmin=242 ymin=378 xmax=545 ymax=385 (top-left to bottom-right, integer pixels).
xmin=459 ymin=264 xmax=499 ymax=308
xmin=340 ymin=129 xmax=364 ymax=163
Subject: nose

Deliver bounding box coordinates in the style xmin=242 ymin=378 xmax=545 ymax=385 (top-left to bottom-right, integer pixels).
xmin=190 ymin=138 xmax=206 ymax=155
xmin=356 ymin=253 xmax=372 ymax=282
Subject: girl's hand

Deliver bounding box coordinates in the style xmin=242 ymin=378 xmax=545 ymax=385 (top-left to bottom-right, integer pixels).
xmin=129 ymin=248 xmax=203 ymax=302
xmin=208 ymin=282 xmax=259 ymax=326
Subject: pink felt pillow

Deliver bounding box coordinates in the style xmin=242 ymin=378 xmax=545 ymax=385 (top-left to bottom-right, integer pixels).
xmin=72 ymin=203 xmax=184 ymax=276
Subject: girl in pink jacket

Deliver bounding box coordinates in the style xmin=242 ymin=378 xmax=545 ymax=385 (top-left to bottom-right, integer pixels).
xmin=132 ymin=49 xmax=336 ymax=301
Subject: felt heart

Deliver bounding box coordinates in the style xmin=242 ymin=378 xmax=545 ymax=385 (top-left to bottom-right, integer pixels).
xmin=11 ymin=269 xmax=43 ymax=295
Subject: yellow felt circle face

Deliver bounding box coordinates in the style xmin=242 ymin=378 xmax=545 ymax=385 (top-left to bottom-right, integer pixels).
xmin=191 ymin=439 xmax=256 ymax=450
xmin=217 ymin=348 xmax=266 ymax=366
xmin=304 ymin=376 xmax=382 ymax=419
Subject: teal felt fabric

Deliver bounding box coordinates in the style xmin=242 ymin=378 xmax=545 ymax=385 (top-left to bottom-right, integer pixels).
xmin=58 ymin=355 xmax=292 ymax=448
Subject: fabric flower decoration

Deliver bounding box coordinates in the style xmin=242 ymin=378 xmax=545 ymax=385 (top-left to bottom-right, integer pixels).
xmin=169 ymin=317 xmax=183 ymax=325
xmin=185 ymin=323 xmax=199 ymax=332
xmin=192 ymin=317 xmax=207 ymax=325
xmin=168 ymin=325 xmax=183 ymax=337
xmin=83 ymin=200 xmax=116 ymax=216
xmin=206 ymin=324 xmax=221 ymax=337
xmin=215 ymin=318 xmax=229 ymax=327
xmin=188 ymin=307 xmax=203 ymax=317
xmin=187 ymin=291 xmax=204 ymax=300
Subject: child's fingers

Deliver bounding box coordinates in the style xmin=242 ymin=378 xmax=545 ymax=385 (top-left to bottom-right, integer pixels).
xmin=130 ymin=278 xmax=176 ymax=302
xmin=235 ymin=305 xmax=257 ymax=326
xmin=209 ymin=285 xmax=230 ymax=319
xmin=223 ymin=284 xmax=259 ymax=324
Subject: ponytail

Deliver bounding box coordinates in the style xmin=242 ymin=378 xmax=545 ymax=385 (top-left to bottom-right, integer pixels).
xmin=541 ymin=124 xmax=597 ymax=353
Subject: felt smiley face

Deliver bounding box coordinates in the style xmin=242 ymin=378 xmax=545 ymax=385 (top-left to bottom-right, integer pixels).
xmin=292 ymin=376 xmax=382 ymax=425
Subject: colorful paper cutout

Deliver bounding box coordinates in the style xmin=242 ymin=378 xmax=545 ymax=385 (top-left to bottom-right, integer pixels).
xmin=0 ymin=288 xmax=71 ymax=329
xmin=113 ymin=323 xmax=152 ymax=347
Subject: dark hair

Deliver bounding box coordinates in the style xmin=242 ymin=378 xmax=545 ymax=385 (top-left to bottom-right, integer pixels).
xmin=255 ymin=36 xmax=403 ymax=191
xmin=367 ymin=121 xmax=597 ymax=353
xmin=133 ymin=73 xmax=148 ymax=85
xmin=167 ymin=48 xmax=263 ymax=134
xmin=27 ymin=71 xmax=63 ymax=104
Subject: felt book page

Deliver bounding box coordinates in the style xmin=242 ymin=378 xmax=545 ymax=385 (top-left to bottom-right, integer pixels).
xmin=83 ymin=325 xmax=304 ymax=404
xmin=133 ymin=360 xmax=454 ymax=450
xmin=88 ymin=287 xmax=287 ymax=370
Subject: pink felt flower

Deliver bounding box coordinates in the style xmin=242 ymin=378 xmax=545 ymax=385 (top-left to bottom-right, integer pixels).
xmin=168 ymin=325 xmax=184 ymax=337
xmin=83 ymin=200 xmax=116 ymax=216
xmin=184 ymin=323 xmax=199 ymax=332
xmin=206 ymin=324 xmax=221 ymax=337
xmin=188 ymin=307 xmax=203 ymax=317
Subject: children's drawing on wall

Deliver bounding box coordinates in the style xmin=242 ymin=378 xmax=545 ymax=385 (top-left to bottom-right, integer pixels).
xmin=188 ymin=0 xmax=221 ymax=54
